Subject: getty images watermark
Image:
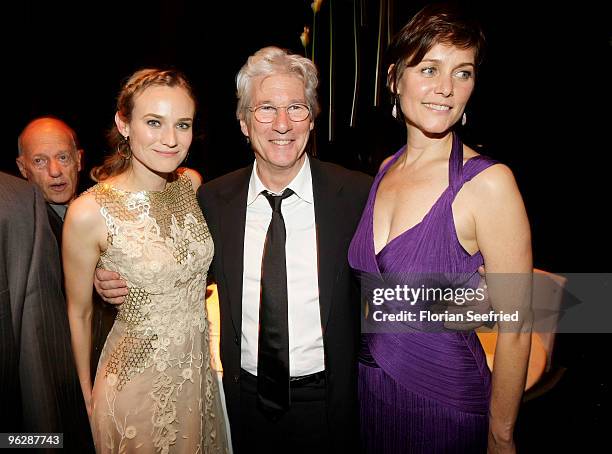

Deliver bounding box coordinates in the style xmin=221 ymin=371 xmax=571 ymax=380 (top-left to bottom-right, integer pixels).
xmin=359 ymin=272 xmax=535 ymax=333
xmin=357 ymin=272 xmax=612 ymax=333
xmin=370 ymin=284 xmax=519 ymax=324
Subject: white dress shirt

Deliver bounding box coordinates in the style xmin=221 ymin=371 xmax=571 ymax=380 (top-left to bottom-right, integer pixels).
xmin=241 ymin=155 xmax=324 ymax=377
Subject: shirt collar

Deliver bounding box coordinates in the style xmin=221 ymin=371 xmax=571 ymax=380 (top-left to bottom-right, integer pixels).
xmin=247 ymin=154 xmax=313 ymax=206
xmin=49 ymin=203 xmax=68 ymax=220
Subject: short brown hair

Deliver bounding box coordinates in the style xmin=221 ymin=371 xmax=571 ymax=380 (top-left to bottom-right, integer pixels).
xmin=387 ymin=2 xmax=485 ymax=96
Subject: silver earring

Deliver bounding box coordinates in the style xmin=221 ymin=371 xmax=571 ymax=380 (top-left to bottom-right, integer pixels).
xmin=391 ymin=97 xmax=398 ymax=119
xmin=246 ymin=136 xmax=250 ymax=144
xmin=461 ymin=112 xmax=467 ymax=126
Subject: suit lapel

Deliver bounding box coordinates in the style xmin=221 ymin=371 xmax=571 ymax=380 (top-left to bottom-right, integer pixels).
xmin=217 ymin=166 xmax=252 ymax=338
xmin=310 ymin=159 xmax=345 ymax=331
xmin=45 ymin=203 xmax=63 ymax=248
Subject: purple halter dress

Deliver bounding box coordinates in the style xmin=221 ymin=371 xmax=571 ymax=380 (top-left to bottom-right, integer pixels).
xmin=348 ymin=134 xmax=497 ymax=453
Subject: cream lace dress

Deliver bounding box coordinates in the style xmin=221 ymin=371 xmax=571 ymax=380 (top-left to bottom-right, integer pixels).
xmin=88 ymin=175 xmax=229 ymax=454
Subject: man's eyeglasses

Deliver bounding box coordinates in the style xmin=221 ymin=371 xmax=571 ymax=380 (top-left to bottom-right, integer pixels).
xmin=248 ymin=103 xmax=311 ymax=123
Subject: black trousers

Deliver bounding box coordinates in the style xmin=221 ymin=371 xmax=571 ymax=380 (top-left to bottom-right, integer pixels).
xmin=239 ymin=369 xmax=331 ymax=454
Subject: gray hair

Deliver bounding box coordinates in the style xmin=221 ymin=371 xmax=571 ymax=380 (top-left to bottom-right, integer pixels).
xmin=235 ymin=46 xmax=320 ymax=122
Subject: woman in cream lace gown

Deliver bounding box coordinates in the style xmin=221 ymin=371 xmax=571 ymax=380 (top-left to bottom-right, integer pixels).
xmin=64 ymin=69 xmax=229 ymax=453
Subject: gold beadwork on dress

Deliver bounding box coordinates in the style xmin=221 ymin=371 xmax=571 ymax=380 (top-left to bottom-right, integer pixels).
xmin=173 ymin=222 xmax=207 ymax=264
xmin=106 ymin=333 xmax=156 ymax=391
xmin=115 ymin=287 xmax=151 ymax=325
xmin=89 ymin=174 xmax=211 ymax=243
xmin=107 ymin=286 xmax=156 ymax=389
xmin=88 ymin=174 xmax=226 ymax=453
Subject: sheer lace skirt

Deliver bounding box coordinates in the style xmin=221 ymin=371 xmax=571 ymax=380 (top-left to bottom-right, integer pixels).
xmin=91 ymin=319 xmax=230 ymax=453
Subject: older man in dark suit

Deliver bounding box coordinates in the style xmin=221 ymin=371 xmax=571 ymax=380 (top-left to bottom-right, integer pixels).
xmin=199 ymin=47 xmax=374 ymax=453
xmin=0 ymin=172 xmax=92 ymax=451
xmin=16 ymin=116 xmax=114 ymax=379
xmin=16 ymin=117 xmax=82 ymax=240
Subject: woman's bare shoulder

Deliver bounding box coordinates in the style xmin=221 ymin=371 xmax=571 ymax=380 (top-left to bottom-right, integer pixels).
xmin=65 ymin=191 xmax=104 ymax=228
xmin=465 ymin=161 xmax=519 ymax=208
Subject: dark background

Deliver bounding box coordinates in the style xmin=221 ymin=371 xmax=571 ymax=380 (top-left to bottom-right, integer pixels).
xmin=4 ymin=0 xmax=610 ymax=449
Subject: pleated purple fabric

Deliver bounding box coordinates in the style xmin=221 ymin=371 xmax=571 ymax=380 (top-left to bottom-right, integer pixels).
xmin=348 ymin=134 xmax=498 ymax=453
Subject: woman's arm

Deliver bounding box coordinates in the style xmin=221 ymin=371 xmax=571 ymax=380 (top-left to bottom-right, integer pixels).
xmin=470 ymin=164 xmax=533 ymax=453
xmin=63 ymin=194 xmax=107 ymax=417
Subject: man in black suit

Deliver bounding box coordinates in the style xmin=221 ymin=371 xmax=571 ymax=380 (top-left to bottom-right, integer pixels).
xmin=96 ymin=47 xmax=372 ymax=453
xmin=0 ymin=172 xmax=92 ymax=451
xmin=199 ymin=47 xmax=372 ymax=453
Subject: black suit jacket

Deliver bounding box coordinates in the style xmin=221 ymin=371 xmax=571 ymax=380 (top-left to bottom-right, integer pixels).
xmin=198 ymin=158 xmax=372 ymax=452
xmin=46 ymin=203 xmax=63 ymax=249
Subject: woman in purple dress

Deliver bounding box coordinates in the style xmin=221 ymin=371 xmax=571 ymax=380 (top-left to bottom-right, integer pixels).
xmin=348 ymin=4 xmax=532 ymax=453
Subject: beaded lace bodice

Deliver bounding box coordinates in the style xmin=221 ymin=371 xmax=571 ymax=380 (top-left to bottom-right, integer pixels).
xmin=87 ymin=174 xmax=228 ymax=454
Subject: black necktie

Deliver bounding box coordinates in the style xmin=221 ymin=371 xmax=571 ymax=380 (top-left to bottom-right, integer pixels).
xmin=257 ymin=188 xmax=294 ymax=418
